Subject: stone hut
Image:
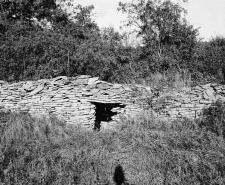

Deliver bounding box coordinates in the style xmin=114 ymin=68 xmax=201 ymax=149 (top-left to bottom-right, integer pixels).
xmin=3 ymin=75 xmax=225 ymax=129
xmin=0 ymin=75 xmax=151 ymax=130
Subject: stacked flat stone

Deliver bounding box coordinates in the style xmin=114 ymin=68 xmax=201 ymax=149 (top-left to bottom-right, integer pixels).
xmin=152 ymin=83 xmax=225 ymax=120
xmin=0 ymin=75 xmax=151 ymax=130
xmin=4 ymin=75 xmax=225 ymax=126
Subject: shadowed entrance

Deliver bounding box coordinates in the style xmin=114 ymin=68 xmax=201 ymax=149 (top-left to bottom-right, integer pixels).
xmin=91 ymin=102 xmax=126 ymax=131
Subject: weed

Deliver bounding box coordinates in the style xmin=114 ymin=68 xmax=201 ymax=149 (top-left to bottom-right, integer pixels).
xmin=0 ymin=109 xmax=225 ymax=184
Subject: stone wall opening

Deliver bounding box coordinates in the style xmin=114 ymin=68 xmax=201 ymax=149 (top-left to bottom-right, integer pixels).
xmin=91 ymin=102 xmax=126 ymax=131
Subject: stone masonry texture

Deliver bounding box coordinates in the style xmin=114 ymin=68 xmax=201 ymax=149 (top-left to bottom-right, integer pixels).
xmin=152 ymin=83 xmax=225 ymax=120
xmin=0 ymin=75 xmax=151 ymax=130
xmin=1 ymin=76 xmax=225 ymax=130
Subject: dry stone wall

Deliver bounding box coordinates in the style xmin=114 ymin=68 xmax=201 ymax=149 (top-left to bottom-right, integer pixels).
xmin=152 ymin=83 xmax=225 ymax=120
xmin=0 ymin=75 xmax=151 ymax=130
xmin=2 ymin=75 xmax=225 ymax=129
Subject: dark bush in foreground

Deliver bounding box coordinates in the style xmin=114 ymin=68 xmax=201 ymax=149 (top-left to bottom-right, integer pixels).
xmin=201 ymin=100 xmax=225 ymax=137
xmin=0 ymin=111 xmax=225 ymax=184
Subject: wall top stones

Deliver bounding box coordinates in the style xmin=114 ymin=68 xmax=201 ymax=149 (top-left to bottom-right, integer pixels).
xmin=152 ymin=83 xmax=225 ymax=120
xmin=2 ymin=75 xmax=225 ymax=129
xmin=0 ymin=75 xmax=152 ymax=130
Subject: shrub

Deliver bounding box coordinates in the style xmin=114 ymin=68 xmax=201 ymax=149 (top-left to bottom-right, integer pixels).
xmin=1 ymin=111 xmax=225 ymax=184
xmin=201 ymin=100 xmax=225 ymax=137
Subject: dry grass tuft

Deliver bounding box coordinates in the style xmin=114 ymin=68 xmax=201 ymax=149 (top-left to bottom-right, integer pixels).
xmin=0 ymin=106 xmax=225 ymax=184
xmin=136 ymin=69 xmax=192 ymax=93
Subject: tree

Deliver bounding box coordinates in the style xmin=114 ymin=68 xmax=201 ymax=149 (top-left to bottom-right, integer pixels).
xmin=70 ymin=27 xmax=137 ymax=83
xmin=118 ymin=0 xmax=199 ymax=71
xmin=0 ymin=0 xmax=100 ymax=81
xmin=193 ymin=36 xmax=225 ymax=80
xmin=0 ymin=0 xmax=138 ymax=83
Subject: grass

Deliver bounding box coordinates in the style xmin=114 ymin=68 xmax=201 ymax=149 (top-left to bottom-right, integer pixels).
xmin=133 ymin=69 xmax=192 ymax=94
xmin=1 ymin=103 xmax=225 ymax=184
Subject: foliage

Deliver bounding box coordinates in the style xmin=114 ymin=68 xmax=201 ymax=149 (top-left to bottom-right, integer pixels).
xmin=200 ymin=100 xmax=225 ymax=137
xmin=118 ymin=0 xmax=199 ymax=72
xmin=0 ymin=110 xmax=225 ymax=184
xmin=0 ymin=0 xmax=136 ymax=83
xmin=69 ymin=27 xmax=136 ymax=82
xmin=0 ymin=0 xmax=223 ymax=85
xmin=193 ymin=36 xmax=225 ymax=81
xmin=0 ymin=0 xmax=58 ymax=25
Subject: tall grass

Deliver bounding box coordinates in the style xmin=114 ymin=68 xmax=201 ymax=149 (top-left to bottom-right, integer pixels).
xmin=0 ymin=105 xmax=225 ymax=184
xmin=135 ymin=69 xmax=192 ymax=93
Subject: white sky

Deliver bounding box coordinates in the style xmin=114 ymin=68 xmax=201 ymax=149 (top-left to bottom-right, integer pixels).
xmin=77 ymin=0 xmax=225 ymax=41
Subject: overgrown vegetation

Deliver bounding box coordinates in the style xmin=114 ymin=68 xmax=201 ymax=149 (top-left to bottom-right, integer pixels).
xmin=1 ymin=102 xmax=225 ymax=184
xmin=1 ymin=0 xmax=225 ymax=184
xmin=0 ymin=0 xmax=225 ymax=86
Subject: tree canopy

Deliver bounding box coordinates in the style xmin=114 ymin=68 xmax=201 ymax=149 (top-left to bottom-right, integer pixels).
xmin=0 ymin=0 xmax=224 ymax=84
xmin=118 ymin=0 xmax=199 ymax=71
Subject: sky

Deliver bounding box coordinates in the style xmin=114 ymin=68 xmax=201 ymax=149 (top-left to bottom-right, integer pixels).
xmin=77 ymin=0 xmax=225 ymax=41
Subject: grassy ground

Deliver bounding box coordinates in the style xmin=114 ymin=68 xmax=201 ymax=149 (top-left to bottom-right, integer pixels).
xmin=132 ymin=70 xmax=192 ymax=96
xmin=0 ymin=102 xmax=225 ymax=184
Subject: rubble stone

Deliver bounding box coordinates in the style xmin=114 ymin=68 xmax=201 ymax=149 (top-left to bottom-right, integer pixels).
xmin=0 ymin=76 xmax=151 ymax=130
xmin=2 ymin=76 xmax=225 ymax=129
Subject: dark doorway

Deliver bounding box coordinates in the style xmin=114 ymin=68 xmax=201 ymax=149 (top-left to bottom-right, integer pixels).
xmin=91 ymin=102 xmax=125 ymax=131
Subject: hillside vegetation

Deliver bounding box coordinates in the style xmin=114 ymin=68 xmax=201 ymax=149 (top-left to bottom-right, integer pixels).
xmin=0 ymin=0 xmax=225 ymax=86
xmin=0 ymin=102 xmax=225 ymax=184
xmin=1 ymin=0 xmax=225 ymax=184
